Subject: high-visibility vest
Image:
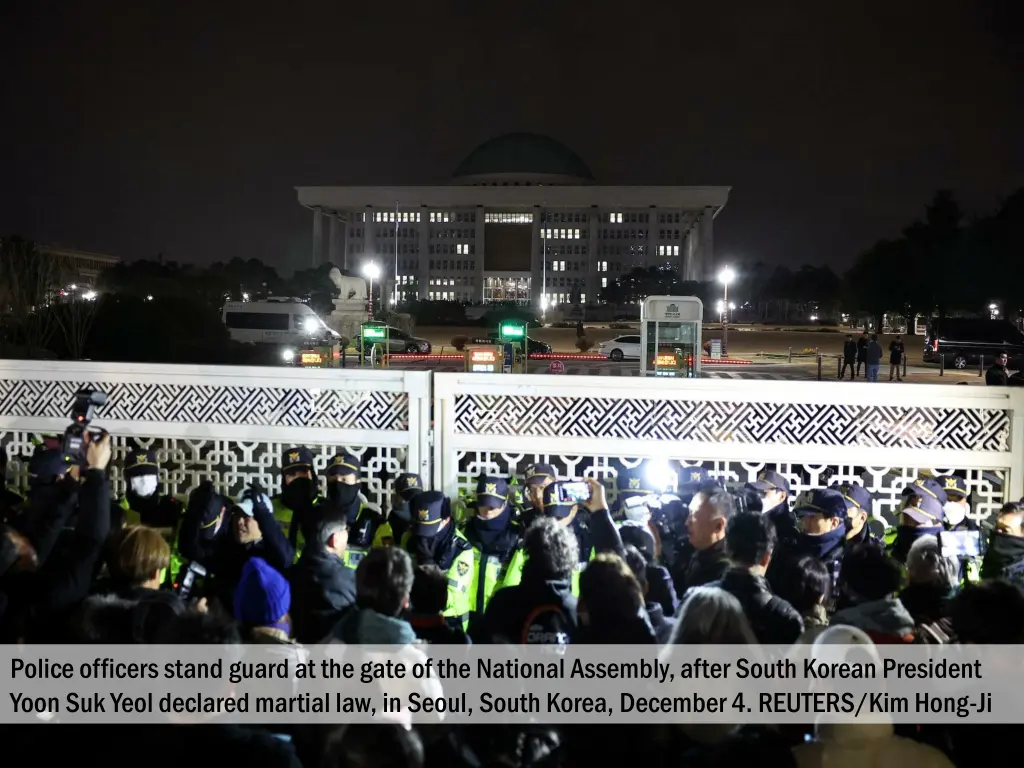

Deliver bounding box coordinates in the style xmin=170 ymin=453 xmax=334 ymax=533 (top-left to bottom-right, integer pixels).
xmin=465 ymin=540 xmax=526 ymax=624
xmin=570 ymin=547 xmax=596 ymax=597
xmin=118 ymin=496 xmax=184 ymax=587
xmin=444 ymin=530 xmax=475 ymax=630
xmin=342 ymin=518 xmax=394 ymax=570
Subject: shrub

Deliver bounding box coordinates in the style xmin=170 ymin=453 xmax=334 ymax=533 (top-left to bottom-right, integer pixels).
xmin=575 ymin=337 xmax=594 ymax=353
xmin=451 ymin=335 xmax=469 ymax=351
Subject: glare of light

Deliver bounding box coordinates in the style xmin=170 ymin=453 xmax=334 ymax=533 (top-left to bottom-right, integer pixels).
xmin=281 ymin=348 xmax=294 ymax=361
xmin=82 ymin=291 xmax=97 ymax=301
xmin=729 ymin=302 xmax=736 ymax=310
xmin=810 ymin=314 xmax=818 ymax=321
xmin=718 ymin=266 xmax=736 ymax=285
xmin=644 ymin=460 xmax=674 ymax=493
xmin=362 ymin=262 xmax=381 ymax=280
xmin=716 ymin=299 xmax=725 ymax=312
xmin=304 ymin=318 xmax=319 ymax=333
xmin=70 ymin=284 xmax=77 ymax=291
xmin=242 ymin=292 xmax=250 ymax=302
xmin=989 ymin=303 xmax=997 ymax=310
xmin=146 ymin=295 xmax=153 ymax=301
xmin=540 ymin=295 xmax=549 ymax=310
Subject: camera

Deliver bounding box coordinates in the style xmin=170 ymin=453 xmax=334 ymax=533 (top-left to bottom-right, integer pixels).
xmin=175 ymin=561 xmax=208 ymax=599
xmin=555 ymin=481 xmax=590 ymax=504
xmin=63 ymin=389 xmax=108 ymax=459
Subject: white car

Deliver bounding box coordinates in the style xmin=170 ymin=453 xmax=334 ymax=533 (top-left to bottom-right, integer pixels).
xmin=598 ymin=335 xmax=642 ymax=361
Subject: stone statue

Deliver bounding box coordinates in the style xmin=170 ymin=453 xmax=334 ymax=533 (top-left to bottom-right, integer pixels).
xmin=328 ymin=267 xmax=367 ymax=302
xmin=325 ymin=268 xmax=369 ymax=340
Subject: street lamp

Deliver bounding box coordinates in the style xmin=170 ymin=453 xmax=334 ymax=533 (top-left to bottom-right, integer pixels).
xmin=363 ymin=262 xmax=381 ymax=317
xmin=718 ymin=266 xmax=736 ymax=356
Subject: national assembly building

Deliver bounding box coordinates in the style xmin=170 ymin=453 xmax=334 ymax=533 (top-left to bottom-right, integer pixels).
xmin=296 ymin=133 xmax=729 ymax=308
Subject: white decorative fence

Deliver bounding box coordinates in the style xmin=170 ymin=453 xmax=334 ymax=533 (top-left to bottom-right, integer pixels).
xmin=0 ymin=361 xmax=432 ymax=508
xmin=1 ymin=362 xmax=1022 ymax=525
xmin=433 ymin=373 xmax=1024 ymax=525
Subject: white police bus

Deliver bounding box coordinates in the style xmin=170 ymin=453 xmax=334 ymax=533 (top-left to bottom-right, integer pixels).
xmin=221 ymin=298 xmax=339 ymax=345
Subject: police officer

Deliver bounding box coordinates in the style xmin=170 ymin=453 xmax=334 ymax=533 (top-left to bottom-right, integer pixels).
xmin=888 ymin=484 xmax=947 ymax=564
xmin=388 ymin=472 xmax=422 ymax=544
xmin=324 ymin=452 xmax=389 ymax=570
xmin=405 ymin=490 xmax=474 ymax=629
xmin=273 ymin=446 xmax=318 ymax=556
xmin=885 ymin=476 xmax=948 ymax=551
xmin=938 ymin=474 xmax=982 ymax=583
xmin=520 ymin=463 xmax=557 ymax=528
xmin=768 ymin=488 xmax=848 ymax=607
xmin=120 ymin=448 xmax=185 ymax=583
xmin=831 ymin=481 xmax=881 ymax=553
xmin=612 ymin=466 xmax=657 ymax=524
xmin=462 ymin=475 xmax=525 ymax=634
xmin=745 ymin=470 xmax=797 ymax=548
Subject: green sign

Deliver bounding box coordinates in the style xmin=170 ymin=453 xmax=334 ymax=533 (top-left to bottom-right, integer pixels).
xmin=362 ymin=326 xmax=386 ymax=340
xmin=499 ymin=323 xmax=525 ymax=340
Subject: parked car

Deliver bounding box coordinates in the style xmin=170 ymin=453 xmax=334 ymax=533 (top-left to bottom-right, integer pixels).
xmin=597 ymin=335 xmax=642 ymax=361
xmin=354 ymin=326 xmax=432 ymax=354
xmin=923 ymin=319 xmax=1024 ymax=370
xmin=467 ymin=334 xmax=552 ymax=354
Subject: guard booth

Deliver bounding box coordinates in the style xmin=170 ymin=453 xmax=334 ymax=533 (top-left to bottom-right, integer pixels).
xmin=640 ymin=296 xmax=702 ymax=378
xmin=464 ymin=345 xmax=504 ymax=373
xmin=497 ymin=320 xmax=528 ymax=374
xmin=359 ymin=322 xmax=389 ymax=368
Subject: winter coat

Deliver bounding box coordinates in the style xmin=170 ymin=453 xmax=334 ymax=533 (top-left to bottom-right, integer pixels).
xmin=831 ymin=597 xmax=915 ymax=644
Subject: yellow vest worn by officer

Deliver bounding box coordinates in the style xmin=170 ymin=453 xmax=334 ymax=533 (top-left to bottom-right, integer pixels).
xmin=121 ymin=448 xmax=185 ymax=585
xmin=462 ymin=476 xmax=527 ymax=624
xmin=273 ymin=446 xmax=319 ymax=562
xmin=939 ymin=475 xmax=983 ymax=585
xmin=406 ymin=491 xmax=474 ymax=629
xmin=324 ymin=451 xmax=392 ymax=570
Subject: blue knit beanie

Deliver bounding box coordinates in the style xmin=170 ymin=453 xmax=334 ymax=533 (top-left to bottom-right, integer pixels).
xmin=233 ymin=557 xmax=291 ymax=631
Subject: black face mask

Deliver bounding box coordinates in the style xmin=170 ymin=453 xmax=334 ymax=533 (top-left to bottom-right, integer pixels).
xmin=982 ymin=533 xmax=1024 ymax=578
xmin=327 ymin=482 xmax=362 ymax=521
xmin=281 ymin=477 xmax=315 ymax=511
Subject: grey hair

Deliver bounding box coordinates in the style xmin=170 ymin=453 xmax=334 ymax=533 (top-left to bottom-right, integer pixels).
xmin=906 ymin=534 xmax=959 ymax=590
xmin=669 ymin=586 xmax=758 ymax=645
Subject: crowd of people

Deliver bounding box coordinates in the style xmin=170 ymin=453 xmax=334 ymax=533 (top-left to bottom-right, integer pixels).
xmin=1 ymin=435 xmax=1023 ymax=768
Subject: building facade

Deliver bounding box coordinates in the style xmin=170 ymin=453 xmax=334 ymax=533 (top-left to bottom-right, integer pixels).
xmin=296 ymin=133 xmax=729 ymax=307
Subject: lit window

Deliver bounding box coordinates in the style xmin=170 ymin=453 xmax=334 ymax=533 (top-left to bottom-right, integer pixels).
xmin=601 ymin=277 xmax=607 ymax=288
xmin=580 ymin=294 xmax=586 ymax=303
xmin=673 ymin=245 xmax=680 ymax=256
xmin=574 ymin=229 xmax=581 ymax=239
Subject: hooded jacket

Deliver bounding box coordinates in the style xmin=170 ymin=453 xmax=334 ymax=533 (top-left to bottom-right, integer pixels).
xmin=288 ymin=543 xmax=357 ymax=644
xmin=831 ymin=597 xmax=916 ymax=644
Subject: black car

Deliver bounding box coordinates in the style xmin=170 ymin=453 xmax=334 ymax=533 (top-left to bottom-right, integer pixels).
xmin=923 ymin=319 xmax=1024 ymax=370
xmin=469 ymin=333 xmax=552 ymax=355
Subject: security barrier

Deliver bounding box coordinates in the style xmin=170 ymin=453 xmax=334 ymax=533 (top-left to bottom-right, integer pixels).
xmin=1 ymin=361 xmax=1022 ymax=525
xmin=0 ymin=361 xmax=431 ymax=508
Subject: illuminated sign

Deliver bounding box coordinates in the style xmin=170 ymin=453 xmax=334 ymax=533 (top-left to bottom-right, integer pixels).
xmin=362 ymin=326 xmax=386 ymax=340
xmin=470 ymin=350 xmax=497 ymax=363
xmin=301 ymin=353 xmax=323 ymax=365
xmin=499 ymin=323 xmax=525 ymax=339
xmin=655 ymin=353 xmax=677 ymax=367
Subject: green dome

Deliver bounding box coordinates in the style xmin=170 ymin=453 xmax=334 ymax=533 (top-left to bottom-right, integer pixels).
xmin=453 ymin=133 xmax=594 ymax=181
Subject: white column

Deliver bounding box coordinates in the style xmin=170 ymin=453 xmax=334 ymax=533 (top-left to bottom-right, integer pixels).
xmin=363 ymin=207 xmax=375 ymax=273
xmin=474 ymin=206 xmax=485 ymax=302
xmin=586 ymin=207 xmax=599 ymax=304
xmin=530 ymin=206 xmax=543 ymax=307
xmin=328 ymin=215 xmax=343 ymax=267
xmin=698 ymin=207 xmax=715 ymax=281
xmin=418 ymin=211 xmax=431 ymax=300
xmin=311 ymin=209 xmax=324 ymax=268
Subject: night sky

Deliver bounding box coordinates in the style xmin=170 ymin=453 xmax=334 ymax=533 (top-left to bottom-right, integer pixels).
xmin=2 ymin=1 xmax=1021 ymax=274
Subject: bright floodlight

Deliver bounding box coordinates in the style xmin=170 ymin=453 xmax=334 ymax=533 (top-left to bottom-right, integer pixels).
xmin=82 ymin=291 xmax=97 ymax=301
xmin=989 ymin=303 xmax=997 ymax=310
xmin=718 ymin=266 xmax=736 ymax=285
xmin=281 ymin=348 xmax=294 ymax=361
xmin=363 ymin=262 xmax=381 ymax=280
xmin=716 ymin=299 xmax=725 ymax=312
xmin=645 ymin=460 xmax=674 ymax=493
xmin=146 ymin=295 xmax=153 ymax=301
xmin=242 ymin=292 xmax=250 ymax=301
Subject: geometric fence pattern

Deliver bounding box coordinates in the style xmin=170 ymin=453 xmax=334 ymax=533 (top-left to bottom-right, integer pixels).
xmin=0 ymin=431 xmax=406 ymax=509
xmin=453 ymin=394 xmax=1011 ymax=452
xmin=0 ymin=379 xmax=409 ymax=431
xmin=455 ymin=451 xmax=1007 ymax=526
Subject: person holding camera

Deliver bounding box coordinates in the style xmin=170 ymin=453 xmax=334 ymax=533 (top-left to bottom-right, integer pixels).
xmin=0 ymin=432 xmax=112 ymax=641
